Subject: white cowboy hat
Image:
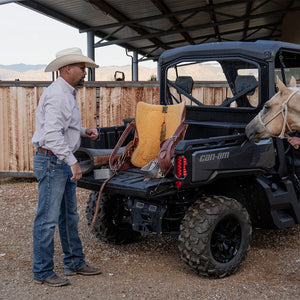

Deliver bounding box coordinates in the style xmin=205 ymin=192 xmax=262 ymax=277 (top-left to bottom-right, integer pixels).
xmin=45 ymin=47 xmax=99 ymax=72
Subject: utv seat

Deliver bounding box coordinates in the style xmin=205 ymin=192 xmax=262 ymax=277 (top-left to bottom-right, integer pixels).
xmin=221 ymin=75 xmax=258 ymax=107
xmin=235 ymin=75 xmax=258 ymax=96
xmin=175 ymin=76 xmax=194 ymax=95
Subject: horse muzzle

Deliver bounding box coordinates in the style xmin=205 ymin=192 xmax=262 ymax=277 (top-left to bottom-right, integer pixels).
xmin=245 ymin=118 xmax=266 ymax=142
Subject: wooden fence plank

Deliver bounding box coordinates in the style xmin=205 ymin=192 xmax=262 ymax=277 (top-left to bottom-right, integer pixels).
xmin=85 ymin=87 xmax=97 ymax=128
xmin=16 ymin=87 xmax=24 ymax=172
xmin=0 ymin=87 xmax=9 ymax=171
xmin=8 ymin=87 xmax=19 ymax=172
xmin=99 ymin=87 xmax=121 ymax=127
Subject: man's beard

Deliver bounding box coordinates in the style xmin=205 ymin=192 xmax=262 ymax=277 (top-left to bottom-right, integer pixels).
xmin=77 ymin=77 xmax=85 ymax=86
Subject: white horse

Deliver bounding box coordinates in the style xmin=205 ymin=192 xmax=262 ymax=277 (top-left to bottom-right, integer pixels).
xmin=246 ymin=76 xmax=300 ymax=143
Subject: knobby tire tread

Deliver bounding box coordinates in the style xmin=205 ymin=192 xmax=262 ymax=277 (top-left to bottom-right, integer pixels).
xmin=178 ymin=195 xmax=252 ymax=278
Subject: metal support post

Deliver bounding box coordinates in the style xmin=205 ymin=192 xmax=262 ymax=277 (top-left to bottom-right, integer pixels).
xmin=132 ymin=51 xmax=138 ymax=81
xmin=87 ymin=32 xmax=95 ymax=81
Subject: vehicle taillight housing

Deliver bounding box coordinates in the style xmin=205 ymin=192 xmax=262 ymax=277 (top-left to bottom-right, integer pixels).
xmin=176 ymin=155 xmax=187 ymax=178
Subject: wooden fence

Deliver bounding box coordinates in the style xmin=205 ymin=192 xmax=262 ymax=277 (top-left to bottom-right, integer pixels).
xmin=0 ymin=81 xmax=237 ymax=175
xmin=0 ymin=81 xmax=160 ymax=175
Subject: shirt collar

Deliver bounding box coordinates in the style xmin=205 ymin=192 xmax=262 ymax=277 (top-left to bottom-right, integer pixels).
xmin=57 ymin=76 xmax=78 ymax=98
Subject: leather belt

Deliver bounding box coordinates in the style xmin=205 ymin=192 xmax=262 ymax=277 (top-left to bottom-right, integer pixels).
xmin=37 ymin=147 xmax=55 ymax=156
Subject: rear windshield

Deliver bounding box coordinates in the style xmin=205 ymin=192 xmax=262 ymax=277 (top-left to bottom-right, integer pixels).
xmin=166 ymin=58 xmax=259 ymax=109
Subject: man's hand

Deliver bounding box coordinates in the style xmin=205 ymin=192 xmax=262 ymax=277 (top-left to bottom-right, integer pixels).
xmin=85 ymin=128 xmax=99 ymax=140
xmin=287 ymin=136 xmax=300 ymax=148
xmin=70 ymin=162 xmax=82 ymax=181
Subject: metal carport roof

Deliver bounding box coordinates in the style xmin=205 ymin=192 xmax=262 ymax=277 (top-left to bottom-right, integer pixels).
xmin=17 ymin=0 xmax=300 ymax=63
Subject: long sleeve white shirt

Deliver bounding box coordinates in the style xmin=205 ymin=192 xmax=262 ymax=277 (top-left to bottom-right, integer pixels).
xmin=32 ymin=77 xmax=86 ymax=166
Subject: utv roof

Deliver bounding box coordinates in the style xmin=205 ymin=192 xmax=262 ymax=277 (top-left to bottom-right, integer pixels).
xmin=158 ymin=40 xmax=300 ymax=66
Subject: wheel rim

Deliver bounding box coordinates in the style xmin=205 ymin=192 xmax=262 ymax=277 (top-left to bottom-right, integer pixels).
xmin=210 ymin=215 xmax=242 ymax=263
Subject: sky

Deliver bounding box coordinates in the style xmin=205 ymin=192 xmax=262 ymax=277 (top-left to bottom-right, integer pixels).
xmin=0 ymin=2 xmax=156 ymax=68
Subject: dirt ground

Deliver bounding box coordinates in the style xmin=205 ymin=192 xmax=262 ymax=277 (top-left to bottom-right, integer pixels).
xmin=0 ymin=177 xmax=299 ymax=300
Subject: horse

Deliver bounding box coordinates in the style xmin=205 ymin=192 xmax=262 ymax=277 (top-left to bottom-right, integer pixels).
xmin=245 ymin=76 xmax=300 ymax=143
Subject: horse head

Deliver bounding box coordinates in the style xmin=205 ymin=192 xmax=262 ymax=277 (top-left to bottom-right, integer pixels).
xmin=245 ymin=76 xmax=300 ymax=142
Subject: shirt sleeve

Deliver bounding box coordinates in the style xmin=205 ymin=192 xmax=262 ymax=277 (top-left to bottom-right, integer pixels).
xmin=80 ymin=127 xmax=87 ymax=137
xmin=43 ymin=91 xmax=77 ymax=166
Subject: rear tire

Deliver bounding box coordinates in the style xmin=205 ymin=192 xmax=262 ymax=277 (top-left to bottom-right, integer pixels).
xmin=86 ymin=191 xmax=139 ymax=244
xmin=178 ymin=195 xmax=252 ymax=278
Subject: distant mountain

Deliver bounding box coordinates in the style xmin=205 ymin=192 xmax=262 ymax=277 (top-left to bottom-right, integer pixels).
xmin=0 ymin=69 xmax=21 ymax=81
xmin=0 ymin=63 xmax=46 ymax=73
xmin=0 ymin=64 xmax=226 ymax=81
xmin=0 ymin=65 xmax=158 ymax=81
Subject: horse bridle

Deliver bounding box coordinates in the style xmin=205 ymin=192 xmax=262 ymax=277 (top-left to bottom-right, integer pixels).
xmin=258 ymin=89 xmax=300 ymax=139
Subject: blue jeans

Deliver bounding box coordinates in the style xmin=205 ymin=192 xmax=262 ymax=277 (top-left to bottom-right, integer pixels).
xmin=32 ymin=151 xmax=86 ymax=280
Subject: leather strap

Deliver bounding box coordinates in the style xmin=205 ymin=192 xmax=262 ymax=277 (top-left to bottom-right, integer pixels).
xmin=90 ymin=121 xmax=136 ymax=232
xmin=158 ymin=122 xmax=188 ymax=175
xmin=109 ymin=121 xmax=136 ymax=171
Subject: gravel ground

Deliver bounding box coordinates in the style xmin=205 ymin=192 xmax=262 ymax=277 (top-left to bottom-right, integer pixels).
xmin=0 ymin=177 xmax=299 ymax=300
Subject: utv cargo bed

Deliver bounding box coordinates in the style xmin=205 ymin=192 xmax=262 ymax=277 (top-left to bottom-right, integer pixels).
xmin=78 ymin=167 xmax=175 ymax=198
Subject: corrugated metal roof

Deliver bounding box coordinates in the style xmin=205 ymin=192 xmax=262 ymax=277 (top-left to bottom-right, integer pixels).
xmin=18 ymin=0 xmax=300 ymax=61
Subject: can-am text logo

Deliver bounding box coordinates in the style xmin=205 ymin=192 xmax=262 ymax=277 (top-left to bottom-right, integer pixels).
xmin=199 ymin=152 xmax=230 ymax=162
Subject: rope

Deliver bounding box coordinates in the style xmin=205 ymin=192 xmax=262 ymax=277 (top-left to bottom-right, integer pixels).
xmin=89 ymin=171 xmax=116 ymax=232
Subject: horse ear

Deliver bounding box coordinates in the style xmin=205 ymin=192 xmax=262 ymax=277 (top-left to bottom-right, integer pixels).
xmin=289 ymin=76 xmax=297 ymax=87
xmin=276 ymin=75 xmax=286 ymax=92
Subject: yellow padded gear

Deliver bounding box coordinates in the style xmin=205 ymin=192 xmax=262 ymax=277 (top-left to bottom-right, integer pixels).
xmin=131 ymin=102 xmax=185 ymax=167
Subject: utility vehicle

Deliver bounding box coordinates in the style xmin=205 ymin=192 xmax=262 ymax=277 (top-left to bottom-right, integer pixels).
xmin=77 ymin=40 xmax=300 ymax=278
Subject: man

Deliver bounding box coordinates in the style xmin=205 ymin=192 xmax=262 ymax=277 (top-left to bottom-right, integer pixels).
xmin=32 ymin=48 xmax=101 ymax=287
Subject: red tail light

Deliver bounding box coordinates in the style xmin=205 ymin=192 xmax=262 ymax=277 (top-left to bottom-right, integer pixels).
xmin=183 ymin=157 xmax=187 ymax=177
xmin=176 ymin=156 xmax=183 ymax=177
xmin=176 ymin=156 xmax=187 ymax=178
